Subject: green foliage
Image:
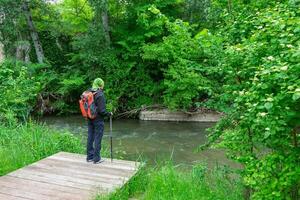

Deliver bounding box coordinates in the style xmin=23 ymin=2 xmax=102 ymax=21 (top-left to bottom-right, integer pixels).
xmin=163 ymin=59 xmax=209 ymax=109
xmin=0 ymin=60 xmax=41 ymax=122
xmin=206 ymin=2 xmax=300 ymax=199
xmin=0 ymin=0 xmax=25 ymax=55
xmin=0 ymin=121 xmax=84 ymax=176
xmin=54 ymin=0 xmax=93 ymax=34
xmin=38 ymin=31 xmax=73 ymax=67
xmin=98 ymin=163 xmax=243 ymax=200
xmin=141 ymin=7 xmax=223 ymax=110
xmin=68 ymin=1 xmax=186 ymax=112
xmin=0 ymin=59 xmax=63 ymax=117
xmin=1 ymin=0 xmax=300 ymax=198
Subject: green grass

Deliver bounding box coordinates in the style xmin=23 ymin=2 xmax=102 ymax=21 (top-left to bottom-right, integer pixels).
xmin=97 ymin=162 xmax=243 ymax=200
xmin=0 ymin=121 xmax=85 ymax=176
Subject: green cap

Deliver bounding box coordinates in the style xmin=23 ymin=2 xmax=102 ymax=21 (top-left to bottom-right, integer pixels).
xmin=92 ymin=78 xmax=104 ymax=89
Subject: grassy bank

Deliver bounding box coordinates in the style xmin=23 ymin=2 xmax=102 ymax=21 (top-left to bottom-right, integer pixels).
xmin=0 ymin=121 xmax=84 ymax=176
xmin=98 ymin=163 xmax=243 ymax=200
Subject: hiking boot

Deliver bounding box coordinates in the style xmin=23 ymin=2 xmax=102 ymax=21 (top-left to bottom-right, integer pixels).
xmin=93 ymin=159 xmax=104 ymax=164
xmin=86 ymin=158 xmax=93 ymax=162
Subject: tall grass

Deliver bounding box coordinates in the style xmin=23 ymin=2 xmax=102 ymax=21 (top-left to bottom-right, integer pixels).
xmin=0 ymin=121 xmax=84 ymax=176
xmin=98 ymin=162 xmax=243 ymax=200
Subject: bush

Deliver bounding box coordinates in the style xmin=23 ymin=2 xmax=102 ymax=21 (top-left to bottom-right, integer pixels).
xmin=141 ymin=7 xmax=222 ymax=110
xmin=206 ymin=2 xmax=300 ymax=199
xmin=0 ymin=60 xmax=41 ymax=122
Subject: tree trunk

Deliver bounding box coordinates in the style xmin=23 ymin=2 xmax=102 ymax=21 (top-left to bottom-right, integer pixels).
xmin=15 ymin=41 xmax=30 ymax=63
xmin=22 ymin=1 xmax=44 ymax=63
xmin=23 ymin=41 xmax=30 ymax=63
xmin=243 ymin=127 xmax=254 ymax=200
xmin=101 ymin=0 xmax=110 ymax=46
xmin=228 ymin=0 xmax=232 ymax=13
xmin=0 ymin=42 xmax=4 ymax=62
xmin=291 ymin=127 xmax=299 ymax=200
xmin=89 ymin=0 xmax=111 ymax=47
xmin=243 ymin=186 xmax=252 ymax=200
xmin=0 ymin=10 xmax=5 ymax=62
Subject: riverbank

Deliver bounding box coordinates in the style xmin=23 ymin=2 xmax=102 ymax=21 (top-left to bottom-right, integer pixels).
xmin=139 ymin=109 xmax=222 ymax=122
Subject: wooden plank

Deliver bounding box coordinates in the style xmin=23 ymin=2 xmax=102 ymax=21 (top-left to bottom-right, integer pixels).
xmin=9 ymin=169 xmax=115 ymax=190
xmin=0 ymin=192 xmax=28 ymax=200
xmin=35 ymin=157 xmax=134 ymax=177
xmin=30 ymin=163 xmax=131 ymax=182
xmin=57 ymin=152 xmax=140 ymax=166
xmin=19 ymin=165 xmax=127 ymax=186
xmin=0 ymin=176 xmax=90 ymax=199
xmin=0 ymin=152 xmax=140 ymax=200
xmin=0 ymin=183 xmax=79 ymax=200
xmin=0 ymin=185 xmax=52 ymax=200
xmin=46 ymin=158 xmax=137 ymax=174
xmin=53 ymin=152 xmax=140 ymax=168
xmin=7 ymin=173 xmax=93 ymax=192
xmin=48 ymin=156 xmax=137 ymax=171
xmin=49 ymin=155 xmax=138 ymax=171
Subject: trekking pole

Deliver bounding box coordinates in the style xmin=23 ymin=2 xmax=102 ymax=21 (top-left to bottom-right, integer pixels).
xmin=109 ymin=114 xmax=113 ymax=162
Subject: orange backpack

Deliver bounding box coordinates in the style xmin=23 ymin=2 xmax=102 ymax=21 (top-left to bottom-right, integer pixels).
xmin=79 ymin=91 xmax=98 ymax=119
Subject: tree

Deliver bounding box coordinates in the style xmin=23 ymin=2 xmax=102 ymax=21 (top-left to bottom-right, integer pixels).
xmin=54 ymin=0 xmax=93 ymax=34
xmin=89 ymin=0 xmax=110 ymax=46
xmin=184 ymin=0 xmax=211 ymax=25
xmin=0 ymin=9 xmax=4 ymax=62
xmin=22 ymin=1 xmax=45 ymax=63
xmin=0 ymin=42 xmax=4 ymax=62
xmin=204 ymin=3 xmax=300 ymax=199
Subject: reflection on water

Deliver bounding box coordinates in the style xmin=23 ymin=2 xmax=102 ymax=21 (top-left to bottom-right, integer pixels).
xmin=41 ymin=115 xmax=238 ymax=167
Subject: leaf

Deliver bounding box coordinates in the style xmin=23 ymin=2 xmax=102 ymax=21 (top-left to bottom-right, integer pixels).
xmin=148 ymin=6 xmax=160 ymax=15
xmin=264 ymin=131 xmax=271 ymax=139
xmin=264 ymin=102 xmax=273 ymax=110
xmin=292 ymin=93 xmax=300 ymax=101
xmin=195 ymin=29 xmax=208 ymax=39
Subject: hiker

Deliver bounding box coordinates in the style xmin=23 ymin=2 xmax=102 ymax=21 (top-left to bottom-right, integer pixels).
xmin=80 ymin=78 xmax=112 ymax=164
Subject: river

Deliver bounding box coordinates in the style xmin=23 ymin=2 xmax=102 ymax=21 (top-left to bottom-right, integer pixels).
xmin=42 ymin=115 xmax=238 ymax=168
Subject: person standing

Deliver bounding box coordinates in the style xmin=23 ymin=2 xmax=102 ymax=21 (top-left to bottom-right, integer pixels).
xmin=86 ymin=78 xmax=112 ymax=164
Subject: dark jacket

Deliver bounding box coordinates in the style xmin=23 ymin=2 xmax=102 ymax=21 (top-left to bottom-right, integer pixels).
xmin=89 ymin=88 xmax=110 ymax=120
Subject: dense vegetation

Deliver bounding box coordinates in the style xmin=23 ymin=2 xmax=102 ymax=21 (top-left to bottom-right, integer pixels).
xmin=0 ymin=0 xmax=299 ymax=199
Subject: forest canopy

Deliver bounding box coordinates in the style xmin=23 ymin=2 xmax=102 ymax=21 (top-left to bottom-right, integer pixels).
xmin=1 ymin=0 xmax=298 ymax=114
xmin=0 ymin=1 xmax=299 ymax=199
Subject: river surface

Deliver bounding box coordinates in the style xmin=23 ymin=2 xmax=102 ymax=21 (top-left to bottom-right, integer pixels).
xmin=42 ymin=116 xmax=237 ymax=167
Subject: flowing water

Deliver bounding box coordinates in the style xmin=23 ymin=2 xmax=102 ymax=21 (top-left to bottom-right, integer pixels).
xmin=42 ymin=116 xmax=238 ymax=167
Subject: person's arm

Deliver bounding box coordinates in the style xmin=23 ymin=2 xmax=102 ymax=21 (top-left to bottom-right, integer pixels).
xmin=96 ymin=93 xmax=111 ymax=117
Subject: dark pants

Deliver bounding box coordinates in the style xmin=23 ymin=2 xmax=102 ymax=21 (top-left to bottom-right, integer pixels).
xmin=87 ymin=119 xmax=104 ymax=162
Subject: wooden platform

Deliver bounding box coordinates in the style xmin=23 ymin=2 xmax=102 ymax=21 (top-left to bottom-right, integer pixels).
xmin=0 ymin=152 xmax=140 ymax=200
